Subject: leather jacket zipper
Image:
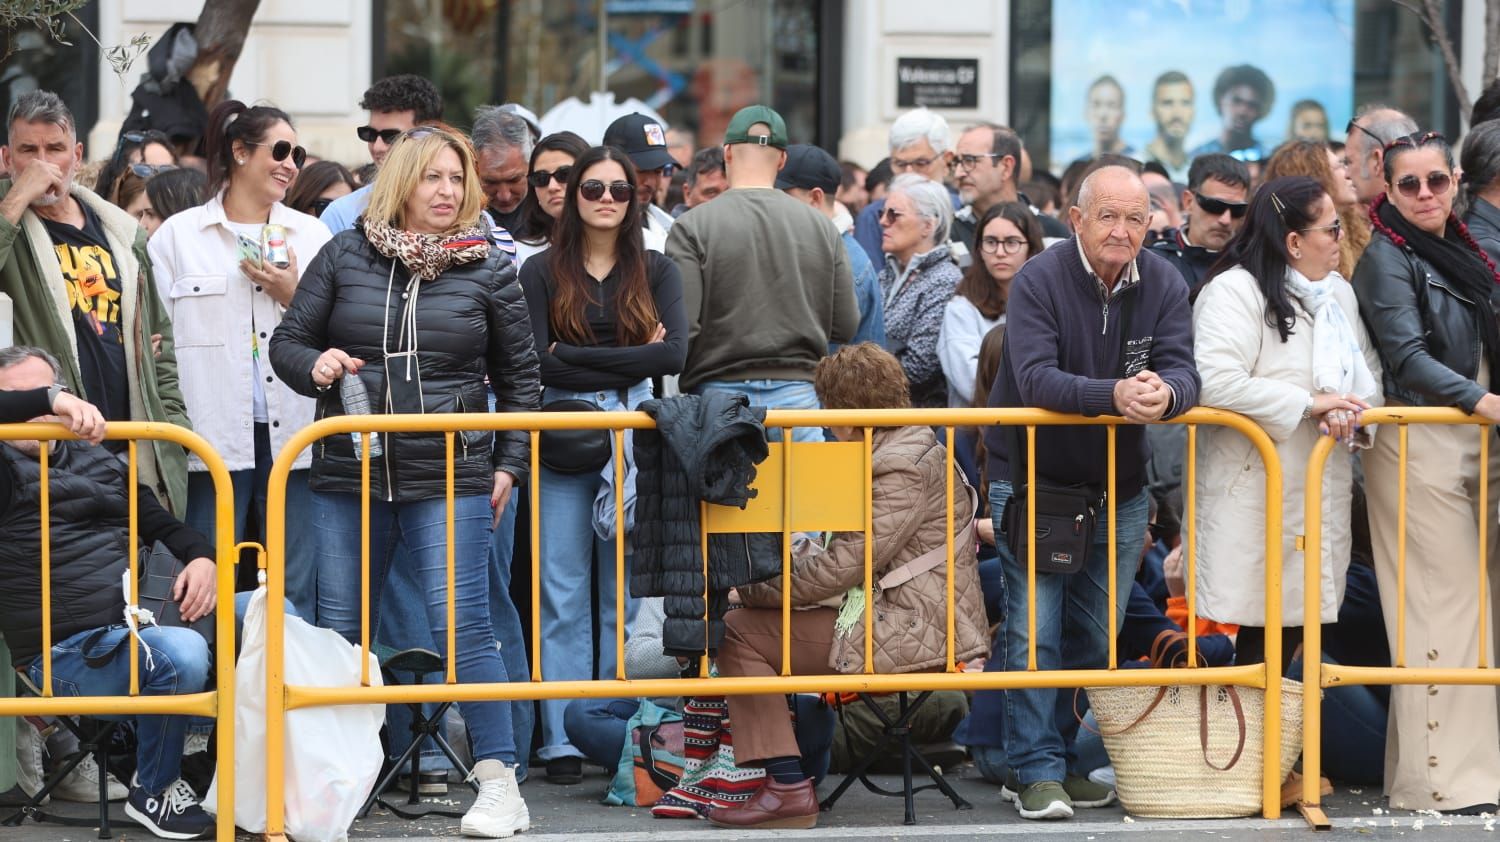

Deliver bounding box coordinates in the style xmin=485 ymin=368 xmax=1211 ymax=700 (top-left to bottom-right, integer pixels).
xmin=1427 ymin=275 xmax=1484 ymax=376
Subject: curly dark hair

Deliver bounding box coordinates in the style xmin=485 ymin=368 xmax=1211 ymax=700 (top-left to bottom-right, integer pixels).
xmin=359 ymin=75 xmax=443 ymax=123
xmin=1212 ymin=64 xmax=1275 ymax=116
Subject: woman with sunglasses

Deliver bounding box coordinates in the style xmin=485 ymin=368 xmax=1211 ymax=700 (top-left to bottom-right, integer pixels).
xmin=271 ymin=127 xmax=540 ymax=837
xmin=1368 ymin=131 xmax=1500 ymax=802
xmin=147 ymin=100 xmax=330 ymax=620
xmin=1263 ymin=140 xmax=1372 ymax=277
xmin=938 ymin=201 xmax=1043 ymax=407
xmin=1353 ymin=131 xmax=1500 ymax=813
xmin=517 ymin=145 xmax=686 ymax=784
xmin=283 ymin=160 xmax=358 ymax=219
xmin=512 ymin=131 xmax=590 ymax=267
xmin=94 ymin=129 xmax=176 ymax=205
xmin=1191 ymin=176 xmax=1380 ymax=675
xmin=878 ymin=173 xmax=961 ymax=407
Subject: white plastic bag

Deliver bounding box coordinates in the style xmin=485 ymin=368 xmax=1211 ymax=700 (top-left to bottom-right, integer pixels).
xmin=205 ymin=587 xmax=384 ymax=842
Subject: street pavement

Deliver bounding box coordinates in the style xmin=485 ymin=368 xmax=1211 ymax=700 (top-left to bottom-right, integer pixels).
xmin=4 ymin=763 xmax=1497 ymax=841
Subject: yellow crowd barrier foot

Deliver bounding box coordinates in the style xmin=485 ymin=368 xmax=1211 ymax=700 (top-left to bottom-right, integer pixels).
xmin=1297 ymin=802 xmax=1333 ymax=830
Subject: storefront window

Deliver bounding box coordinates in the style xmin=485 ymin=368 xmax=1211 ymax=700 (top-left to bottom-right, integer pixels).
xmin=379 ymin=0 xmax=822 ymax=146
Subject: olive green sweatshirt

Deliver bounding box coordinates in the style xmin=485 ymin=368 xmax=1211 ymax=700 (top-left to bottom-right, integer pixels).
xmin=666 ymin=187 xmax=859 ymax=391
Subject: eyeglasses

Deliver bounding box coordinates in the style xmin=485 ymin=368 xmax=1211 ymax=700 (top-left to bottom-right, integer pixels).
xmin=528 ymin=166 xmax=573 ymax=189
xmin=1345 ymin=118 xmax=1384 ymax=150
xmin=357 ymin=125 xmax=403 ymax=145
xmin=1194 ymin=191 xmax=1249 ymax=218
xmin=891 ymin=156 xmax=941 ymax=173
xmin=1394 ymin=172 xmax=1453 ymax=198
xmin=243 ymin=140 xmax=307 ymax=169
xmin=579 ymin=179 xmax=633 ymax=203
xmin=879 ymin=206 xmax=906 ymax=224
xmin=310 ymin=197 xmax=336 ymax=217
xmin=951 ymin=153 xmax=1002 ymax=172
xmin=980 ymin=236 xmax=1027 ymax=255
xmin=1301 ymin=219 xmax=1344 ymax=240
xmin=127 ymin=163 xmax=176 ymax=178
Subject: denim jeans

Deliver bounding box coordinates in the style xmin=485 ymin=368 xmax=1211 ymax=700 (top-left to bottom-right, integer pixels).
xmin=185 ymin=422 xmax=316 ymax=619
xmin=314 ymin=491 xmax=517 ymax=763
xmin=991 ymin=479 xmax=1150 ymax=784
xmin=536 ymin=383 xmax=648 ymax=761
xmin=1289 ymin=653 xmax=1387 ymax=783
xmin=29 ymin=625 xmax=209 ymax=794
xmin=693 ymin=379 xmax=821 ymax=443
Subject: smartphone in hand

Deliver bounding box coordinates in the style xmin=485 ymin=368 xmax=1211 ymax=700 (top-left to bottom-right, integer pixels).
xmin=236 ymin=232 xmax=262 ymax=269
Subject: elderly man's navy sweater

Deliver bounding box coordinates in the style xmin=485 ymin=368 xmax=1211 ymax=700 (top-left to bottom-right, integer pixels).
xmin=984 ymin=238 xmax=1200 ymax=500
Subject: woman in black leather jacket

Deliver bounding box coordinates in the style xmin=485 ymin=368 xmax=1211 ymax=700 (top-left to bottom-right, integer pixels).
xmin=1460 ymin=120 xmax=1500 ymax=266
xmin=269 ymin=127 xmax=540 ymax=837
xmin=1351 ymin=130 xmax=1500 ymax=815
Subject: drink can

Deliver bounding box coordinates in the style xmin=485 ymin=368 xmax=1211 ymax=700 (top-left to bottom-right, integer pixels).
xmin=262 ymin=224 xmax=291 ymax=269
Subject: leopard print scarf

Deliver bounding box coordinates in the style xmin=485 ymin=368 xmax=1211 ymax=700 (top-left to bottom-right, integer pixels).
xmin=361 ymin=217 xmax=491 ymax=281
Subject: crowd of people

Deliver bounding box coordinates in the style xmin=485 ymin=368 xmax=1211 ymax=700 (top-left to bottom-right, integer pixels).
xmin=3 ymin=66 xmax=1500 ymax=838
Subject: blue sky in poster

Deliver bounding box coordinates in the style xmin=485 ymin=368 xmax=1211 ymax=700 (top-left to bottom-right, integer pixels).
xmin=1049 ymin=0 xmax=1355 ymax=168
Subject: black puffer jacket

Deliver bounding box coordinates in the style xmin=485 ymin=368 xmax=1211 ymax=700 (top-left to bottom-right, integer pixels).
xmin=270 ymin=229 xmax=541 ymax=501
xmin=1352 ymin=232 xmax=1500 ymax=412
xmin=1149 ymin=227 xmax=1219 ymax=293
xmin=630 ymin=393 xmax=780 ymax=656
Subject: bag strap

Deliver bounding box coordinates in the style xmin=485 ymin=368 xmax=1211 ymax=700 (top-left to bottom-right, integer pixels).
xmin=876 ymin=484 xmax=980 ymax=591
xmin=636 ymin=723 xmax=682 ymax=791
xmin=1200 ymin=685 xmax=1247 ymax=772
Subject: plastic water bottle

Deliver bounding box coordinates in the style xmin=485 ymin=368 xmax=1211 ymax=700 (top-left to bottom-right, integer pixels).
xmin=340 ymin=374 xmax=383 ymax=458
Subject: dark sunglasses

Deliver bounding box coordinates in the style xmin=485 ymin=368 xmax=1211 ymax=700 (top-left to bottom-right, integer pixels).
xmin=1394 ymin=172 xmax=1452 ymax=198
xmin=310 ymin=197 xmax=336 ymax=217
xmin=1194 ymin=192 xmax=1249 ymax=218
xmin=528 ymin=166 xmax=573 ymax=189
xmin=579 ymin=179 xmax=633 ymax=203
xmin=879 ymin=206 xmax=906 ymax=224
xmin=127 ymin=163 xmax=176 ymax=178
xmin=1345 ymin=118 xmax=1383 ymax=149
xmin=244 ymin=140 xmax=307 ymax=169
xmin=357 ymin=125 xmax=403 ymax=144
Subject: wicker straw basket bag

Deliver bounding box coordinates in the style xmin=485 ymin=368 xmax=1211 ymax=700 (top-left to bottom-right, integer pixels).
xmin=1087 ymin=679 xmax=1304 ymax=818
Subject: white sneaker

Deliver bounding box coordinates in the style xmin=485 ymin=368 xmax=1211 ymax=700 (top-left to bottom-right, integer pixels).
xmin=15 ymin=721 xmax=49 ymax=805
xmin=460 ymin=760 xmax=529 ymax=838
xmin=53 ymin=752 xmax=129 ymax=802
xmin=1087 ymin=765 xmax=1116 ymax=788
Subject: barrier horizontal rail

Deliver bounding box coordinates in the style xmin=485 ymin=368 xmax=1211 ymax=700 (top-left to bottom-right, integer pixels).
xmin=0 ymin=421 xmax=237 ymax=841
xmin=263 ymin=406 xmax=1286 ymax=836
xmin=1299 ymin=407 xmax=1495 ymax=828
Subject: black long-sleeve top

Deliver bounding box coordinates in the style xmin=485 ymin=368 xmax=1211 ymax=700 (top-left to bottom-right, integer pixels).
xmin=520 ymin=251 xmax=688 ymax=391
xmin=0 ymin=387 xmax=213 ymax=562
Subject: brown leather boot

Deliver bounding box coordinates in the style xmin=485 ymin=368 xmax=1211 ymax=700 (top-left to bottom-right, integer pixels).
xmin=706 ymin=779 xmax=818 ymax=829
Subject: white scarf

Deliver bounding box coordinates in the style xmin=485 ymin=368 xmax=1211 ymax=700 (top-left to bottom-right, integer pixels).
xmin=1282 ymin=268 xmax=1376 ymax=399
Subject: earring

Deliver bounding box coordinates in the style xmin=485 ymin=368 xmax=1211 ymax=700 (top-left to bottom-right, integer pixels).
xmin=1292 ymin=250 xmax=1302 ymax=259
xmin=236 ymin=158 xmax=245 ymax=165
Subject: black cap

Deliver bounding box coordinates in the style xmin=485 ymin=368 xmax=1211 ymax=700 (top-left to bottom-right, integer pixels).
xmin=775 ymin=144 xmax=841 ymax=193
xmin=602 ymin=112 xmax=675 ymax=171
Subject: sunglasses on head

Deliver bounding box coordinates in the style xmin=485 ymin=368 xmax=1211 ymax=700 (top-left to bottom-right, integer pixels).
xmin=243 ymin=140 xmax=307 ymax=169
xmin=579 ymin=179 xmax=633 ymax=203
xmin=357 ymin=125 xmax=403 ymax=144
xmin=528 ymin=166 xmax=573 ymax=189
xmin=1194 ymin=192 xmax=1248 ymax=218
xmin=127 ymin=163 xmax=176 ymax=179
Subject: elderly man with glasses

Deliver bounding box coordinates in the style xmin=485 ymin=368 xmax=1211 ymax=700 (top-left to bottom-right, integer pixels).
xmin=852 ymin=107 xmax=963 ymax=263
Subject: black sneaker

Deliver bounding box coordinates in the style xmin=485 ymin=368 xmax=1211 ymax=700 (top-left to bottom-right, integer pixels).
xmin=124 ymin=779 xmax=214 ymax=840
xmin=545 ymin=756 xmax=583 ymax=785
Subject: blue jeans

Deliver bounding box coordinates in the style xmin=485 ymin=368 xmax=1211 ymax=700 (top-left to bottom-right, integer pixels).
xmin=536 ymin=383 xmax=648 ymax=761
xmin=185 ymin=422 xmax=317 ymax=620
xmin=693 ymin=379 xmax=821 ymax=443
xmin=1289 ymin=653 xmax=1387 ymax=783
xmin=314 ymin=491 xmax=517 ymax=763
xmin=992 ymin=479 xmax=1150 ymax=784
xmin=29 ymin=625 xmax=209 ymax=794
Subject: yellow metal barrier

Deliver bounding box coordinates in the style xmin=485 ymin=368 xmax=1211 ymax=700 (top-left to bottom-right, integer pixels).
xmin=1298 ymin=407 xmax=1495 ymax=828
xmin=262 ymin=406 xmax=1287 ymax=837
xmin=0 ymin=421 xmax=237 ymax=841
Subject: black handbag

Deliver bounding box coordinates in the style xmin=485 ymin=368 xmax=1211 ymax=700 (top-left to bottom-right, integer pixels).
xmin=1002 ymin=479 xmax=1101 ymax=575
xmin=539 ymin=398 xmax=614 ymax=474
xmin=138 ymin=540 xmax=216 ymax=648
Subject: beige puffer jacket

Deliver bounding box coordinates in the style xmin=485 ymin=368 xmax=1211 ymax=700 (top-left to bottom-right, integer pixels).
xmin=738 ymin=425 xmax=989 ymax=674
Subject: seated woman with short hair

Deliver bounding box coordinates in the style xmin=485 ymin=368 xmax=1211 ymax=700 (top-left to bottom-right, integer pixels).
xmin=707 ymin=342 xmax=990 ymax=830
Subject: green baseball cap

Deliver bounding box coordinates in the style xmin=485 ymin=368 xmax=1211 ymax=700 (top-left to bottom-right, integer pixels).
xmin=723 ymin=105 xmax=788 ymax=149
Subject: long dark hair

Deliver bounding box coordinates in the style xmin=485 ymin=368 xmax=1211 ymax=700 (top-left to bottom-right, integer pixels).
xmin=146 ymin=168 xmax=208 ymax=220
xmin=95 ymin=129 xmax=175 ymax=204
xmin=204 ymin=100 xmax=294 ymax=193
xmin=545 ymin=146 xmax=656 ymax=346
xmin=1204 ymin=176 xmax=1325 ymax=342
xmin=284 ymin=160 xmax=356 ymax=216
xmin=515 ymin=131 xmax=590 ymax=245
xmin=956 ymin=202 xmax=1043 ymax=320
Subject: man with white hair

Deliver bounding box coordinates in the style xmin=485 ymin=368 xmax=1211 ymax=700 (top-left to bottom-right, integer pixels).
xmin=976 ymin=165 xmax=1200 ymax=822
xmin=853 ymin=107 xmax=960 ymax=263
xmin=0 ymin=90 xmax=190 ymax=514
xmin=1345 ymin=104 xmax=1418 ymax=205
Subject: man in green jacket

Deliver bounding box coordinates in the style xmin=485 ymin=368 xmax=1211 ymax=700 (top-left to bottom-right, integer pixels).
xmin=0 ymin=90 xmax=189 ymax=514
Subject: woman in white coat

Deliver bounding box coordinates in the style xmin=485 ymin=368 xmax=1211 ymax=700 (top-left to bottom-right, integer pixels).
xmin=1191 ymin=175 xmax=1382 ymax=673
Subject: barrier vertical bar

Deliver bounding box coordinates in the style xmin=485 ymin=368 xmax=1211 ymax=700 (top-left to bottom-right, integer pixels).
xmin=266 ymin=435 xmax=290 ymax=840
xmin=1260 ymin=418 xmax=1286 ymax=821
xmin=360 ymin=435 xmax=371 ymax=687
xmin=39 ymin=444 xmax=50 ymax=695
xmin=1481 ymin=428 xmax=1491 ymax=669
xmin=863 ymin=426 xmax=874 ymax=674
xmin=1396 ymin=424 xmax=1408 ymax=667
xmin=1300 ymin=436 xmax=1333 ymax=818
xmin=1026 ymin=424 xmax=1037 ymax=672
xmin=614 ymin=429 xmax=627 ymax=680
xmin=530 ymin=430 xmax=542 ymax=681
xmin=128 ymin=440 xmax=140 ymax=696
xmin=445 ymin=432 xmax=457 ymax=684
xmin=1185 ymin=424 xmax=1198 ymax=667
xmin=782 ymin=426 xmax=793 ymax=676
xmin=945 ymin=426 xmax=956 ymax=670
xmin=1106 ymin=424 xmax=1118 ymax=669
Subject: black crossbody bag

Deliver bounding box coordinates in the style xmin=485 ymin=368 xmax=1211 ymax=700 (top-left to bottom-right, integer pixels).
xmin=1001 ymin=289 xmax=1134 ymax=575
